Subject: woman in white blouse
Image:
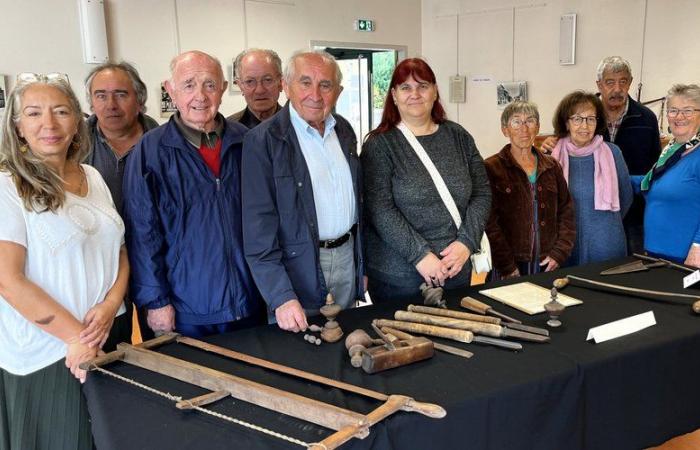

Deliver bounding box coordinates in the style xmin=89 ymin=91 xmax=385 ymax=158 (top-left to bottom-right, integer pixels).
xmin=0 ymin=73 xmax=128 ymax=449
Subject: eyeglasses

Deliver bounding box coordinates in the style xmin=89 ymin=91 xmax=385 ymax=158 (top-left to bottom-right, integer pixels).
xmin=16 ymin=72 xmax=70 ymax=85
xmin=667 ymin=108 xmax=700 ymax=118
xmin=237 ymin=76 xmax=279 ymax=91
xmin=569 ymin=115 xmax=597 ymax=126
xmin=509 ymin=117 xmax=539 ymax=129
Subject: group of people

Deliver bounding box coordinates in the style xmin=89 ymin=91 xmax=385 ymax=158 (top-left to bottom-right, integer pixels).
xmin=0 ymin=48 xmax=698 ymax=449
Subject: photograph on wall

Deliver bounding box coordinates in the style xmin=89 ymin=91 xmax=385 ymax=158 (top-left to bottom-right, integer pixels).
xmin=160 ymin=82 xmax=177 ymax=118
xmin=0 ymin=75 xmax=7 ymax=113
xmin=497 ymin=81 xmax=527 ymax=109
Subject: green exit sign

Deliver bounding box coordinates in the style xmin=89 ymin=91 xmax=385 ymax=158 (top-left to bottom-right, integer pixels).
xmin=356 ymin=19 xmax=374 ymax=32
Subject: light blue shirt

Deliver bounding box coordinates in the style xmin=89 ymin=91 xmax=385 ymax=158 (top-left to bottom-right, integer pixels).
xmin=289 ymin=105 xmax=356 ymax=240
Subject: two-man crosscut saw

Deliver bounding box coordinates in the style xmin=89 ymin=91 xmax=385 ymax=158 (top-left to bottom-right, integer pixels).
xmin=82 ymin=333 xmax=446 ymax=449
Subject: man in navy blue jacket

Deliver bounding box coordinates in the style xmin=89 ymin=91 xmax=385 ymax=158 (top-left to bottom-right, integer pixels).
xmin=242 ymin=50 xmax=364 ymax=333
xmin=123 ymin=51 xmax=263 ymax=337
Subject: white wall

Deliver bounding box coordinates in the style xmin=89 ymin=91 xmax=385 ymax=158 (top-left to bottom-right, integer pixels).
xmin=422 ymin=0 xmax=700 ymax=157
xmin=0 ymin=0 xmax=421 ymax=120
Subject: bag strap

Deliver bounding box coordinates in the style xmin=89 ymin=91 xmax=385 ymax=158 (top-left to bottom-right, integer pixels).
xmin=396 ymin=122 xmax=462 ymax=229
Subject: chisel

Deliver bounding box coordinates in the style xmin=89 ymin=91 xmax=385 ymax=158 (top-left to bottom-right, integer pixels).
xmin=460 ymin=296 xmax=522 ymax=324
xmin=380 ymin=326 xmax=474 ymax=359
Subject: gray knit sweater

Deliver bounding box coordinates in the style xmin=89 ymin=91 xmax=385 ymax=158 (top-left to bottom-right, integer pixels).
xmin=361 ymin=121 xmax=492 ymax=287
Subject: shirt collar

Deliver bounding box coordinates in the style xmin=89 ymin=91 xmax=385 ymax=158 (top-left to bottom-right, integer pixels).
xmin=289 ymin=103 xmax=336 ymax=138
xmin=173 ymin=112 xmax=224 ymax=148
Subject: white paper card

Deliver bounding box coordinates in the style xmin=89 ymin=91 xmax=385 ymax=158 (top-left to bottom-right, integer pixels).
xmin=683 ymin=269 xmax=700 ymax=288
xmin=479 ymin=282 xmax=582 ymax=315
xmin=586 ymin=311 xmax=656 ymax=343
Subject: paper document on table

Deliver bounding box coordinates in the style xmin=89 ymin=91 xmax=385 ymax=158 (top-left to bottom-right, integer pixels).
xmin=479 ymin=282 xmax=582 ymax=315
xmin=586 ymin=311 xmax=656 ymax=343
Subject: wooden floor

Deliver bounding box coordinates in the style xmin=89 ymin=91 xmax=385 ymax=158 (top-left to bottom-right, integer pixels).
xmin=131 ymin=272 xmax=699 ymax=448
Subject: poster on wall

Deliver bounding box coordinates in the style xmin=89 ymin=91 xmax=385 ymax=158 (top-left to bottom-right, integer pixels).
xmin=0 ymin=75 xmax=7 ymax=119
xmin=497 ymin=81 xmax=528 ymax=109
xmin=160 ymin=82 xmax=177 ymax=118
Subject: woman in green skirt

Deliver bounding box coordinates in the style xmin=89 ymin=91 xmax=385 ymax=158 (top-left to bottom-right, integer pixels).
xmin=0 ymin=73 xmax=129 ymax=449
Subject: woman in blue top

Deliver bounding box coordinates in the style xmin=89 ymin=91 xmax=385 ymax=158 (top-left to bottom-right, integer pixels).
xmin=551 ymin=91 xmax=633 ymax=266
xmin=633 ymin=84 xmax=700 ymax=267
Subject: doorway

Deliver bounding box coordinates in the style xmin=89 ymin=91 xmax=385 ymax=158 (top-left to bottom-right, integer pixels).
xmin=312 ymin=41 xmax=407 ymax=151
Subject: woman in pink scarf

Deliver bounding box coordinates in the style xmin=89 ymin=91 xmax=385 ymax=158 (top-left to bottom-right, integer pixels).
xmin=550 ymin=91 xmax=633 ymax=266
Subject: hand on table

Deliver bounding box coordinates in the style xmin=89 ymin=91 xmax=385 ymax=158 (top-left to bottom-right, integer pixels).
xmin=275 ymin=299 xmax=308 ymax=332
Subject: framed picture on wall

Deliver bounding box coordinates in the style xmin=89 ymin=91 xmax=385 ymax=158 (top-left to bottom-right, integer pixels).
xmin=0 ymin=75 xmax=7 ymax=111
xmin=497 ymin=81 xmax=528 ymax=109
xmin=160 ymin=82 xmax=177 ymax=118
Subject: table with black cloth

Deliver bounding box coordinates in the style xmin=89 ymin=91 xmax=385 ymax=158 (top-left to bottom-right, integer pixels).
xmin=83 ymin=259 xmax=700 ymax=450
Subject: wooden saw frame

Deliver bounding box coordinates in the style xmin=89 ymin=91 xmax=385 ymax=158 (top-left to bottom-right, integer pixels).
xmin=82 ymin=333 xmax=446 ymax=449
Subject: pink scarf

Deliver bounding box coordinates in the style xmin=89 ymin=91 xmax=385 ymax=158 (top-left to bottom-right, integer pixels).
xmin=552 ymin=135 xmax=620 ymax=211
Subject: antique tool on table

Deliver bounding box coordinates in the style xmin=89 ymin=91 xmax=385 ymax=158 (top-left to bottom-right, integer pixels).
xmin=460 ymin=296 xmax=522 ymax=324
xmin=344 ymin=323 xmax=434 ymax=374
xmin=554 ymin=275 xmax=700 ymax=313
xmin=82 ymin=333 xmax=445 ymax=450
xmin=420 ymin=283 xmax=446 ymax=308
xmin=344 ymin=329 xmax=387 ymax=367
xmin=601 ymin=253 xmax=697 ymax=275
xmin=407 ymin=304 xmax=549 ymax=336
xmin=374 ymin=319 xmax=523 ymax=350
xmin=543 ymin=287 xmax=565 ymax=327
xmin=380 ymin=326 xmax=473 ymax=359
xmin=395 ymin=310 xmax=550 ymax=343
xmin=319 ymin=293 xmax=344 ymax=342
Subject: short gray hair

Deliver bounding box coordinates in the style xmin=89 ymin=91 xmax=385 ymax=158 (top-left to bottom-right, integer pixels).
xmin=667 ymin=83 xmax=700 ymax=107
xmin=85 ymin=61 xmax=148 ymax=111
xmin=596 ymin=56 xmax=632 ymax=81
xmin=500 ymin=100 xmax=540 ymax=127
xmin=169 ymin=51 xmax=224 ymax=82
xmin=233 ymin=48 xmax=282 ymax=80
xmin=284 ymin=50 xmax=342 ymax=86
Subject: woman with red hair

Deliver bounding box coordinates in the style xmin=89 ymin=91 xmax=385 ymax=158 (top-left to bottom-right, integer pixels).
xmin=362 ymin=58 xmax=491 ymax=302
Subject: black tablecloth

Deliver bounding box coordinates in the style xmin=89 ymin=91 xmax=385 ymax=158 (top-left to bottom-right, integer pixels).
xmin=83 ymin=259 xmax=700 ymax=450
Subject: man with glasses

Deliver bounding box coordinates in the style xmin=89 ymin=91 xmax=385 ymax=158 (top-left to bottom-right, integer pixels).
xmin=543 ymin=56 xmax=661 ymax=254
xmin=228 ymin=48 xmax=283 ymax=128
xmin=84 ymin=62 xmax=159 ymax=344
xmin=241 ymin=50 xmax=363 ymax=333
xmin=123 ymin=51 xmax=263 ymax=338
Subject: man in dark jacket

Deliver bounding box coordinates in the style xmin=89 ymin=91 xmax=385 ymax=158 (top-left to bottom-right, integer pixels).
xmin=123 ymin=51 xmax=263 ymax=338
xmin=242 ymin=50 xmax=363 ymax=333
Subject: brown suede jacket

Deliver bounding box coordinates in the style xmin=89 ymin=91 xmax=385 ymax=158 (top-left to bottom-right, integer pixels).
xmin=484 ymin=144 xmax=575 ymax=275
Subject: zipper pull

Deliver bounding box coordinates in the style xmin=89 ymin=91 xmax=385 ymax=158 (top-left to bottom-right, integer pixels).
xmin=216 ymin=178 xmax=221 ymax=191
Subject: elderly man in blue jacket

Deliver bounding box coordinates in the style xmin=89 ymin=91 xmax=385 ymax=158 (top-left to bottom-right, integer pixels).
xmin=242 ymin=50 xmax=364 ymax=332
xmin=123 ymin=50 xmax=263 ymax=338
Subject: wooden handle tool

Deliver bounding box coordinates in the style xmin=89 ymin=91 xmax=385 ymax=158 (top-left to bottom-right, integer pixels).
xmin=408 ymin=304 xmax=549 ymax=336
xmin=381 ymin=326 xmax=473 ymax=359
xmin=395 ymin=311 xmax=549 ymax=343
xmin=460 ymin=297 xmax=522 ymax=324
xmin=374 ymin=319 xmax=522 ymax=350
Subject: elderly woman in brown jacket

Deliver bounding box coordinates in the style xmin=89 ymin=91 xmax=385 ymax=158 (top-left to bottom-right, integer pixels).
xmin=485 ymin=101 xmax=575 ymax=279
